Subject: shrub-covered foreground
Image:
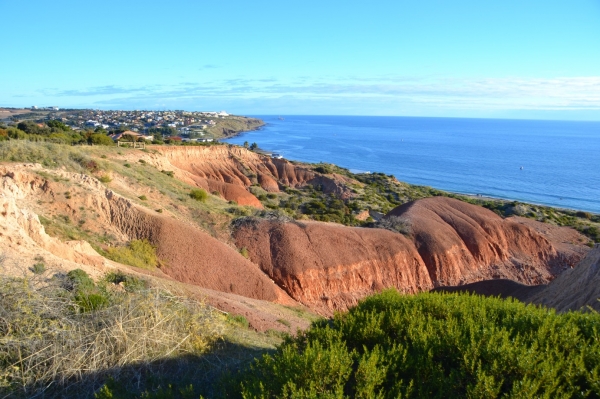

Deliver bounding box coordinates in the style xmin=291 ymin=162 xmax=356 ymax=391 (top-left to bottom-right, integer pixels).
xmin=233 ymin=290 xmax=600 ymax=398
xmin=0 ymin=269 xmax=224 ymax=398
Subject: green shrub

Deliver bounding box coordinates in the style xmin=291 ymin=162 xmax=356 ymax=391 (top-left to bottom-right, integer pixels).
xmin=89 ymin=133 xmax=114 ymax=146
xmin=67 ymin=268 xmax=96 ymax=291
xmin=106 ymin=239 xmax=158 ymax=270
xmin=31 ymin=262 xmax=46 ymax=274
xmin=138 ymin=195 xmax=148 ymax=200
xmin=161 ymin=170 xmax=174 ymax=177
xmin=99 ymin=175 xmax=112 ymax=183
xmin=239 ymin=247 xmax=249 ymax=258
xmin=233 ymin=290 xmax=600 ymax=398
xmin=227 ymin=314 xmax=249 ymax=329
xmin=75 ymin=292 xmax=110 ymax=312
xmin=104 ymin=271 xmax=148 ymax=292
xmin=189 ymin=188 xmax=208 ymax=202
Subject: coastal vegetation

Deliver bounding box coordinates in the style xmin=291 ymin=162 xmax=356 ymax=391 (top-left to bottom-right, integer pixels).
xmin=229 ymin=290 xmax=600 ymax=398
xmin=253 ymin=162 xmax=600 ymax=244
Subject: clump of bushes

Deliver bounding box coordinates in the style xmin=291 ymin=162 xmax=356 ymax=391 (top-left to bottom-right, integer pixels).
xmin=232 ymin=290 xmax=600 ymax=398
xmin=104 ymin=271 xmax=148 ymax=292
xmin=189 ymin=188 xmax=208 ymax=202
xmin=67 ymin=268 xmax=110 ymax=312
xmin=105 ymin=239 xmax=158 ymax=270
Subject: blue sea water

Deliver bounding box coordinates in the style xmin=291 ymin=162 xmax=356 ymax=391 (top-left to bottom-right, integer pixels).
xmin=224 ymin=116 xmax=600 ymax=213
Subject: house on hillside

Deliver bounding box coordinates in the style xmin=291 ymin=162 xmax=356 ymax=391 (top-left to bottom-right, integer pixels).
xmin=108 ymin=130 xmax=143 ymax=141
xmin=109 ymin=130 xmax=152 ymax=148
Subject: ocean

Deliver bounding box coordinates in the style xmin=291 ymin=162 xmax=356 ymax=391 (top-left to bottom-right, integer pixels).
xmin=223 ymin=115 xmax=600 ymax=213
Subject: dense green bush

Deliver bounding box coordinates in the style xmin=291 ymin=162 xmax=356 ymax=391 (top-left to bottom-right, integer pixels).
xmin=233 ymin=291 xmax=600 ymax=398
xmin=88 ymin=133 xmax=115 ymax=146
xmin=66 ymin=268 xmax=111 ymax=312
xmin=189 ymin=188 xmax=208 ymax=202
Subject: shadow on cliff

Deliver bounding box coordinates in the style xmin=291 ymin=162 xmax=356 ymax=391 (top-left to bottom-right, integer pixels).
xmin=17 ymin=340 xmax=273 ymax=399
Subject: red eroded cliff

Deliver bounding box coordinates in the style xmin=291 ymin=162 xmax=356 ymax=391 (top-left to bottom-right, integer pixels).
xmin=386 ymin=197 xmax=573 ymax=286
xmin=233 ymin=219 xmax=431 ymax=314
xmin=106 ymin=192 xmax=293 ymax=303
xmin=151 ymin=146 xmax=353 ymax=206
xmin=234 ymin=197 xmax=587 ymax=314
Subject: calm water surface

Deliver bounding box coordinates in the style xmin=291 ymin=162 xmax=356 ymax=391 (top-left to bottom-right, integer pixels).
xmin=224 ymin=116 xmax=600 ymax=213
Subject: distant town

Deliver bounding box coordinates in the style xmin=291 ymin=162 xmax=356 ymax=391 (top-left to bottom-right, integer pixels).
xmin=0 ymin=107 xmax=263 ymax=143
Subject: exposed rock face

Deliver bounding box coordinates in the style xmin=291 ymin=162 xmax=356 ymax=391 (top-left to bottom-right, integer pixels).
xmin=142 ymin=146 xmax=354 ymax=206
xmin=234 ymin=197 xmax=588 ymax=314
xmin=105 ymin=191 xmax=292 ymax=303
xmin=3 ymin=160 xmax=592 ymax=317
xmin=234 ymin=220 xmax=431 ymax=314
xmin=0 ymin=165 xmax=108 ymax=274
xmin=386 ymin=197 xmax=572 ymax=286
xmin=434 ymin=246 xmax=600 ymax=313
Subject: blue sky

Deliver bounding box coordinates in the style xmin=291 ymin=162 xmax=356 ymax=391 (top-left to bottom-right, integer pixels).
xmin=1 ymin=0 xmax=600 ymax=119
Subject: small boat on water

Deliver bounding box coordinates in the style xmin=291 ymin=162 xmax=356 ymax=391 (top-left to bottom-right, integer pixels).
xmin=277 ymin=116 xmax=284 ymax=120
xmin=271 ymin=153 xmax=283 ymax=159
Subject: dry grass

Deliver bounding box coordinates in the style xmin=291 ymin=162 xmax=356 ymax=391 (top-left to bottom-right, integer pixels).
xmin=0 ymin=264 xmax=225 ymax=398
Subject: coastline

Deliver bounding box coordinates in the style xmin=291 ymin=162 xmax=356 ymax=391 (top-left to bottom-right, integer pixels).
xmin=225 ymin=129 xmax=597 ymax=217
xmin=223 ymin=115 xmax=600 ymax=215
xmin=210 ymin=117 xmax=265 ymax=139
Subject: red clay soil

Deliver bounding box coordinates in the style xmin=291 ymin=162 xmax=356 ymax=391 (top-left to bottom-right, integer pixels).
xmin=234 ymin=219 xmax=431 ymax=315
xmin=386 ymin=197 xmax=583 ymax=286
xmin=234 ymin=197 xmax=589 ymax=314
xmin=155 ymin=146 xmax=354 ymax=206
xmin=527 ymin=245 xmax=600 ymax=312
xmin=106 ymin=192 xmax=295 ymax=304
xmin=507 ymin=216 xmax=589 ymax=264
xmin=433 ymin=246 xmax=600 ymax=313
xmin=191 ymin=286 xmax=315 ymax=332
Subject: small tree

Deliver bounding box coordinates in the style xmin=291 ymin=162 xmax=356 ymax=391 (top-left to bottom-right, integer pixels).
xmin=243 ymin=141 xmax=249 ymax=148
xmin=249 ymin=142 xmax=258 ymax=150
